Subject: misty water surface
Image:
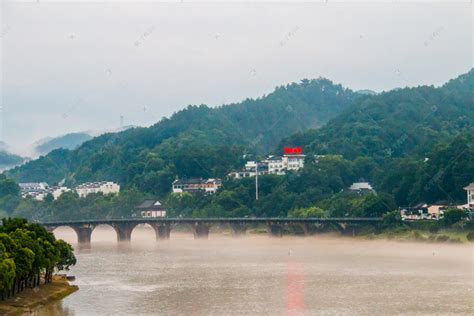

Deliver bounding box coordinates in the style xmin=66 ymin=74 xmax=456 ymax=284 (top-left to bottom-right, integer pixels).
xmin=36 ymin=226 xmax=473 ymax=315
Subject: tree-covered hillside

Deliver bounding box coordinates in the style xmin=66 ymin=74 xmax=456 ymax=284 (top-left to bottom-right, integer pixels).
xmin=281 ymin=70 xmax=473 ymax=161
xmin=7 ymin=79 xmax=358 ymax=189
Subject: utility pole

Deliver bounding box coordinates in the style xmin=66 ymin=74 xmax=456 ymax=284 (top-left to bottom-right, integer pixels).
xmin=255 ymin=161 xmax=259 ymax=200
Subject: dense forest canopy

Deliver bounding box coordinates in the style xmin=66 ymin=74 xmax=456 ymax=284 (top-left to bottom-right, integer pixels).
xmin=1 ymin=70 xmax=473 ymax=220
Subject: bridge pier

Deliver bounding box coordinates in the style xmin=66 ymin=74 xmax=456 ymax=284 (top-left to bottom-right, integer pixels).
xmin=193 ymin=223 xmax=210 ymax=239
xmin=112 ymin=223 xmax=138 ymax=242
xmin=298 ymin=223 xmax=311 ymax=236
xmin=230 ymin=223 xmax=247 ymax=237
xmin=73 ymin=226 xmax=93 ymax=244
xmin=150 ymin=223 xmax=171 ymax=240
xmin=267 ymin=223 xmax=284 ymax=237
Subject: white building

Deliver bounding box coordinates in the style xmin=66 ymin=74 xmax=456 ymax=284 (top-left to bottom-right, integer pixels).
xmin=349 ymin=182 xmax=375 ymax=194
xmin=464 ymin=183 xmax=474 ymax=208
xmin=76 ymin=181 xmax=120 ymax=198
xmin=50 ymin=186 xmax=71 ymax=200
xmin=282 ymin=154 xmax=305 ymax=171
xmin=229 ymin=147 xmax=305 ymax=179
xmin=172 ymin=178 xmax=222 ymax=194
xmin=19 ymin=182 xmax=49 ymax=200
xmin=266 ymin=156 xmax=285 ymax=175
xmin=19 ymin=182 xmax=71 ymax=201
xmin=228 ymin=161 xmax=269 ymax=179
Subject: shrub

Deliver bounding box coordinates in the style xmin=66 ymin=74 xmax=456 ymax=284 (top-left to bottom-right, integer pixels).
xmin=466 ymin=232 xmax=474 ymax=242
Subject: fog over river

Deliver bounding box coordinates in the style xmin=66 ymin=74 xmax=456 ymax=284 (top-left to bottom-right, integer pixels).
xmin=36 ymin=225 xmax=473 ymax=315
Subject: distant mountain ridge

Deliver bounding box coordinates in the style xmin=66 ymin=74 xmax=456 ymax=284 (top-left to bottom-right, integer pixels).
xmin=34 ymin=132 xmax=93 ymax=156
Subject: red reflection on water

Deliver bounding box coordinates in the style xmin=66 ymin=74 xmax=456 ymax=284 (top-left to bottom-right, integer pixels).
xmin=287 ymin=261 xmax=305 ymax=316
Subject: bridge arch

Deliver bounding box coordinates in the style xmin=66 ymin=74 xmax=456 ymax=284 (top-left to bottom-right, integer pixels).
xmin=51 ymin=225 xmax=80 ymax=244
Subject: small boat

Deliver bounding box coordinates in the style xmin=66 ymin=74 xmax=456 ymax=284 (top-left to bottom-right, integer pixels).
xmin=66 ymin=275 xmax=76 ymax=281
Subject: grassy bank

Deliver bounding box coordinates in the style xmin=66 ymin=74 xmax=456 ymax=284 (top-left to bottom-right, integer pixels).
xmin=364 ymin=228 xmax=473 ymax=243
xmin=0 ymin=275 xmax=78 ymax=315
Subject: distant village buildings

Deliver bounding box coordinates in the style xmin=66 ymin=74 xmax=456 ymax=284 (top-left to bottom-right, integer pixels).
xmin=228 ymin=147 xmax=306 ymax=179
xmin=172 ymin=178 xmax=222 ymax=194
xmin=19 ymin=182 xmax=71 ymax=201
xmin=19 ymin=181 xmax=120 ymax=200
xmin=400 ymin=182 xmax=474 ymax=221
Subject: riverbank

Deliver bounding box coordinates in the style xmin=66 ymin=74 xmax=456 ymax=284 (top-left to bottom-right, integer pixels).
xmin=0 ymin=275 xmax=78 ymax=315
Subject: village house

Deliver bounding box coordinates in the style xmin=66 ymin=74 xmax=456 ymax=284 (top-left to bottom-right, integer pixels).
xmin=75 ymin=181 xmax=120 ymax=198
xmin=464 ymin=182 xmax=474 ymax=208
xmin=136 ymin=199 xmax=167 ymax=218
xmin=228 ymin=161 xmax=269 ymax=179
xmin=172 ymin=178 xmax=222 ymax=194
xmin=348 ymin=182 xmax=375 ymax=195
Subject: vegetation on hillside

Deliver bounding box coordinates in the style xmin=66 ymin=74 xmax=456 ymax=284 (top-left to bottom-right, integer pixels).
xmin=1 ymin=70 xmax=472 ymax=222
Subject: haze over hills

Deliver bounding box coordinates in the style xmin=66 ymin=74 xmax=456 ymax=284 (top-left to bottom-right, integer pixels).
xmin=0 ymin=142 xmax=27 ymax=171
xmin=7 ymin=78 xmax=359 ymax=185
xmin=33 ymin=132 xmax=93 ymax=156
xmin=28 ymin=125 xmax=137 ymax=157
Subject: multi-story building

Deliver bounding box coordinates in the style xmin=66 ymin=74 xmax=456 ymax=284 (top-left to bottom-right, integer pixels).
xmin=172 ymin=178 xmax=222 ymax=194
xmin=75 ymin=181 xmax=120 ymax=198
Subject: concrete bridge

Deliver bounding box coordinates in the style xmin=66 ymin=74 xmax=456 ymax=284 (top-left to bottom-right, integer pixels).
xmin=39 ymin=217 xmax=382 ymax=243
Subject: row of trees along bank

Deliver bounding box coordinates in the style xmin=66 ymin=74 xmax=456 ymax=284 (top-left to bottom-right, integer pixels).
xmin=0 ymin=218 xmax=76 ymax=300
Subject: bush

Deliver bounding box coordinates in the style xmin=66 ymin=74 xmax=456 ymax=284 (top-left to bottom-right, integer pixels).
xmin=466 ymin=232 xmax=474 ymax=242
xmin=442 ymin=209 xmax=467 ymax=226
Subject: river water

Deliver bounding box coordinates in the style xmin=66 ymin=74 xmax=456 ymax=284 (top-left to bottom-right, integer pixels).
xmin=36 ymin=225 xmax=473 ymax=315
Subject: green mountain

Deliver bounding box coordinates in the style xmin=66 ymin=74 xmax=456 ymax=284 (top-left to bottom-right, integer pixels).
xmin=281 ymin=70 xmax=474 ymax=161
xmin=7 ymin=78 xmax=358 ymax=189
xmin=279 ymin=69 xmax=474 ymax=205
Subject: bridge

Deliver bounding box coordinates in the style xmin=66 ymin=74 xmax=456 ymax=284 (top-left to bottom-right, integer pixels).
xmin=40 ymin=217 xmax=383 ymax=244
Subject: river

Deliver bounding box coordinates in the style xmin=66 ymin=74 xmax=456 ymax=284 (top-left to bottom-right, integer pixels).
xmin=36 ymin=225 xmax=473 ymax=315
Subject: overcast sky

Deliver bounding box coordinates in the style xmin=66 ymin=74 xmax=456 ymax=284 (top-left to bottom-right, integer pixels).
xmin=0 ymin=0 xmax=472 ymax=154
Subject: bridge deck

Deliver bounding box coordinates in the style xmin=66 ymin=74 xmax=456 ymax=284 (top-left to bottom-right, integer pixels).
xmin=39 ymin=217 xmax=382 ymax=226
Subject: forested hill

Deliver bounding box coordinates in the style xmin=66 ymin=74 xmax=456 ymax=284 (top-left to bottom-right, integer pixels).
xmin=281 ymin=69 xmax=474 ymax=161
xmin=7 ymin=78 xmax=358 ymax=188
